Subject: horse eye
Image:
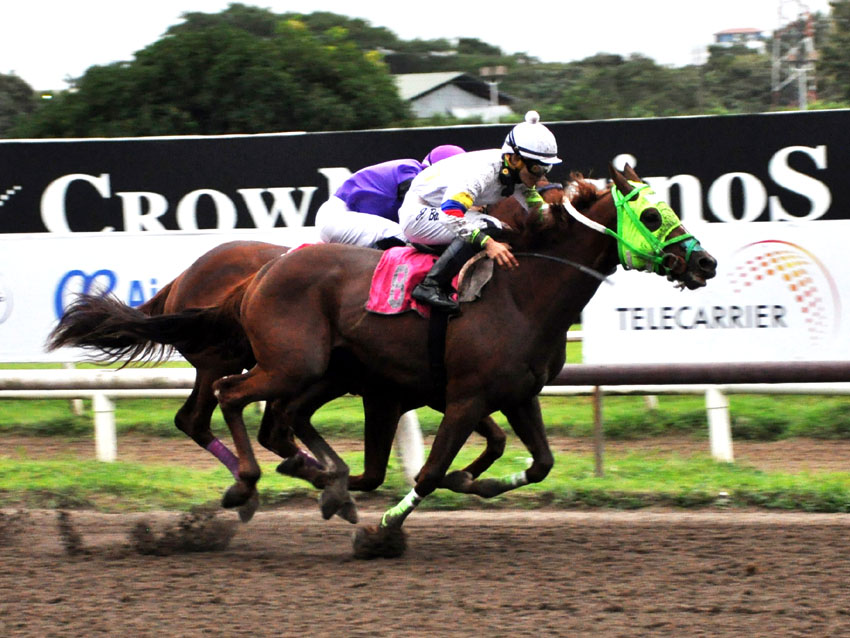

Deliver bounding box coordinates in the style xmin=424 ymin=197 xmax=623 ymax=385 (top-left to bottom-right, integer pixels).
xmin=641 ymin=209 xmax=662 ymax=232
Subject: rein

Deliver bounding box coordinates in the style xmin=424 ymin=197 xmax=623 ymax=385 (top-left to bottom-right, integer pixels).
xmin=513 ymin=252 xmax=613 ymax=284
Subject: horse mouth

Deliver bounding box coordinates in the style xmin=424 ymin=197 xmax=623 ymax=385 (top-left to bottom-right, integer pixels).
xmin=681 ymin=265 xmax=717 ymax=290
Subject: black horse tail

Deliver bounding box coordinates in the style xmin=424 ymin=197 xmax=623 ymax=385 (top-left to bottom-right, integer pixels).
xmin=45 ymin=291 xmax=245 ymax=367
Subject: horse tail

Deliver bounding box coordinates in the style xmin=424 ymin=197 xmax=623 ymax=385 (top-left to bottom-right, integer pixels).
xmin=45 ymin=291 xmax=245 ymax=367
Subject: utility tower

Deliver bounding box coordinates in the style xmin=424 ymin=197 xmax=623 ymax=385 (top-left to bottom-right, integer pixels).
xmin=771 ymin=0 xmax=817 ymax=108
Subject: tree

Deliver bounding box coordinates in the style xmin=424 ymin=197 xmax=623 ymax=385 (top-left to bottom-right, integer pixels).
xmin=818 ymin=1 xmax=850 ymax=102
xmin=12 ymin=4 xmax=409 ymax=138
xmin=701 ymin=45 xmax=773 ymax=113
xmin=0 ymin=73 xmax=37 ymax=137
xmin=507 ymin=54 xmax=711 ymax=122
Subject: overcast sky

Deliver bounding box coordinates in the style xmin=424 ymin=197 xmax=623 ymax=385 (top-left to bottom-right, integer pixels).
xmin=2 ymin=0 xmax=832 ymax=90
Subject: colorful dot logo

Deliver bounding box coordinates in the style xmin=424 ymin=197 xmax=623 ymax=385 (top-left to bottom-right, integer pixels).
xmin=728 ymin=240 xmax=840 ymax=345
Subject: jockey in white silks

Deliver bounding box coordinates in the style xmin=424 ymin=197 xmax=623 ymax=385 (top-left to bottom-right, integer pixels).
xmin=398 ymin=111 xmax=562 ymax=314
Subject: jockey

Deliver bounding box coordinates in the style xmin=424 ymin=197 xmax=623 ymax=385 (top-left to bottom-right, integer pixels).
xmin=401 ymin=110 xmax=562 ymax=314
xmin=315 ymin=145 xmax=465 ymax=250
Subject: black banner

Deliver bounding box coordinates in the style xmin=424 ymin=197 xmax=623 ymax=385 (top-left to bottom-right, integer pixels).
xmin=0 ymin=109 xmax=846 ymax=233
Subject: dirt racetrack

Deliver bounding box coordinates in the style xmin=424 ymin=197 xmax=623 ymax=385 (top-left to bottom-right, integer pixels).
xmin=2 ymin=507 xmax=849 ymax=637
xmin=3 ymin=435 xmax=850 ymax=637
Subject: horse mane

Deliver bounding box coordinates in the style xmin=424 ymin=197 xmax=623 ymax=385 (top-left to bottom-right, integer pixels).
xmin=511 ymin=173 xmax=605 ymax=250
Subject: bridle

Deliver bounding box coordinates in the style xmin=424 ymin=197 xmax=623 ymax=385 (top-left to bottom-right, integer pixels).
xmin=562 ymin=181 xmax=702 ymax=278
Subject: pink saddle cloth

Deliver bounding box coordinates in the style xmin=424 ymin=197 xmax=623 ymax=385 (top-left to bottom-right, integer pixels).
xmin=366 ymin=247 xmax=453 ymax=318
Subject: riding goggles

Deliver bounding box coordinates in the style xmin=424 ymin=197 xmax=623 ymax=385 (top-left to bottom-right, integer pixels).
xmin=523 ymin=159 xmax=553 ymax=176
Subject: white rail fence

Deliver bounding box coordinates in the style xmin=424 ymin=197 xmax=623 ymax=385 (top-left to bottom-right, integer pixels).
xmin=3 ymin=361 xmax=850 ymax=471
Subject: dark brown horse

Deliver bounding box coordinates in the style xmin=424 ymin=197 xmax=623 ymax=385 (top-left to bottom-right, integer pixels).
xmin=202 ymin=164 xmax=718 ymax=555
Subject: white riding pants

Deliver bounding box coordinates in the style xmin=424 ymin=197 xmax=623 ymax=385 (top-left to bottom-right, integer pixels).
xmin=398 ymin=197 xmax=501 ymax=246
xmin=315 ymin=196 xmax=405 ymax=248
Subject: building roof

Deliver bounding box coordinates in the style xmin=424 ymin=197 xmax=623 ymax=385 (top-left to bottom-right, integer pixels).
xmin=714 ymin=27 xmax=764 ymax=36
xmin=393 ymin=72 xmax=514 ymax=104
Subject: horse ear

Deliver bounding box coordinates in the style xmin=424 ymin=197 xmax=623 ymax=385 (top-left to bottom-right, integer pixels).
xmin=621 ymin=163 xmax=642 ymax=183
xmin=608 ymin=162 xmax=630 ymax=194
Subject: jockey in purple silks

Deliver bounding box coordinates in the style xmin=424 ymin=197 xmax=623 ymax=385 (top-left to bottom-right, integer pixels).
xmin=315 ymin=144 xmax=466 ymax=250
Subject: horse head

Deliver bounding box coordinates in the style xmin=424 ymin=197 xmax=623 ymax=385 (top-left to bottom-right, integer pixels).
xmin=554 ymin=164 xmax=717 ymax=290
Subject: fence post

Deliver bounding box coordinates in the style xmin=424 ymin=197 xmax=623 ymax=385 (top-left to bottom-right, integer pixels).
xmin=395 ymin=410 xmax=425 ymax=485
xmin=705 ymin=386 xmax=733 ymax=462
xmin=63 ymin=362 xmax=84 ymax=416
xmin=593 ymin=386 xmax=604 ymax=477
xmin=92 ymin=392 xmax=117 ymax=462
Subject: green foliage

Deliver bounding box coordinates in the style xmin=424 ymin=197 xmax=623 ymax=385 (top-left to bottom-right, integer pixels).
xmin=818 ymin=1 xmax=850 ymax=102
xmin=0 ymin=73 xmax=38 ymax=136
xmin=7 ymin=4 xmax=850 ymax=137
xmin=11 ymin=4 xmax=409 ymax=138
xmin=3 ymin=445 xmax=850 ymax=513
xmin=5 ymin=392 xmax=850 ymax=442
xmin=701 ymin=45 xmax=773 ymax=113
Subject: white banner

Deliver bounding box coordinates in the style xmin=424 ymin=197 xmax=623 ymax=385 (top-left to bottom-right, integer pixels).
xmin=0 ymin=228 xmax=318 ymax=362
xmin=582 ymin=221 xmax=849 ymax=363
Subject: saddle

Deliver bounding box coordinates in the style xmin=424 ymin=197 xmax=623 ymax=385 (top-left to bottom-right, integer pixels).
xmin=365 ymin=247 xmax=493 ymax=318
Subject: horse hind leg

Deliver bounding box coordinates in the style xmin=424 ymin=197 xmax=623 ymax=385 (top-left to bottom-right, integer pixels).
xmin=175 ymin=367 xmax=263 ymax=521
xmin=448 ymin=397 xmax=553 ymax=499
xmin=439 ymin=415 xmax=507 ymax=492
xmin=346 ymin=395 xmax=403 ymax=493
xmin=212 ymin=368 xmax=280 ymax=518
xmin=286 ymin=409 xmax=358 ymax=524
xmin=258 ymin=398 xmax=325 ymax=478
xmin=177 ymin=369 xmax=237 ymax=466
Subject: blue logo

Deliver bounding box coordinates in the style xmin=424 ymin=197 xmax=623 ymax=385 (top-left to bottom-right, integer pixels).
xmin=54 ymin=269 xmax=117 ymax=318
xmin=54 ymin=269 xmax=160 ymax=318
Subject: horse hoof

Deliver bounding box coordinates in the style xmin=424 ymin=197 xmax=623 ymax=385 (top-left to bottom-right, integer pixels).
xmin=335 ymin=499 xmax=359 ymax=524
xmin=222 ymin=482 xmax=251 ymax=510
xmin=352 ymin=524 xmax=407 ymax=560
xmin=276 ymin=455 xmax=304 ymax=477
xmin=238 ymin=491 xmax=259 ymax=523
xmin=318 ymin=490 xmax=355 ymax=521
xmin=441 ymin=470 xmax=474 ymax=493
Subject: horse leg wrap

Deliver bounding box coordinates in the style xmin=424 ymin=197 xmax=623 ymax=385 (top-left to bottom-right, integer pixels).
xmin=380 ymin=488 xmax=423 ymax=528
xmin=297 ymin=449 xmax=325 ymax=470
xmin=500 ymin=470 xmax=529 ymax=489
xmin=206 ymin=438 xmax=240 ymax=479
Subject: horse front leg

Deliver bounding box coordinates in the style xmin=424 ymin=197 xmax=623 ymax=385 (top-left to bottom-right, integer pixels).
xmin=442 ymin=396 xmax=553 ymax=499
xmin=353 ymin=398 xmax=482 ymax=558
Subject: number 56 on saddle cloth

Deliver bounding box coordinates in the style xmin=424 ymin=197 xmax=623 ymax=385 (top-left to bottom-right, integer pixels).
xmin=365 ymin=247 xmax=493 ymax=318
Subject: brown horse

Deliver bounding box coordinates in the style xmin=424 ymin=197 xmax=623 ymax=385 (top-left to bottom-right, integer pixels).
xmin=47 ymin=229 xmax=526 ymax=518
xmin=205 ymin=163 xmax=716 ymax=556
xmin=47 ymin=165 xmax=716 ymax=554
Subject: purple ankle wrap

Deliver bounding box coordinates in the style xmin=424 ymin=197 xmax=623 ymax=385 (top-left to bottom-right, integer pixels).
xmin=298 ymin=449 xmax=324 ymax=470
xmin=206 ymin=438 xmax=240 ymax=479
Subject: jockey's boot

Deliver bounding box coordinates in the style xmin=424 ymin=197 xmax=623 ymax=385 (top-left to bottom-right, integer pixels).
xmin=375 ymin=236 xmax=407 ymax=250
xmin=411 ymin=237 xmax=478 ymax=315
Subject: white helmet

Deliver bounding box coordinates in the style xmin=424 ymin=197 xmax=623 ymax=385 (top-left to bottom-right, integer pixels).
xmin=501 ymin=110 xmax=562 ymax=164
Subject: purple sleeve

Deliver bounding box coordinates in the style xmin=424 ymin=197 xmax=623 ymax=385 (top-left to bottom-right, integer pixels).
xmin=334 ymin=159 xmax=424 ymax=221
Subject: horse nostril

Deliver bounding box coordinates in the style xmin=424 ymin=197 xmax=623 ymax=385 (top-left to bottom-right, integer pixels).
xmin=698 ymin=255 xmax=718 ymax=274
